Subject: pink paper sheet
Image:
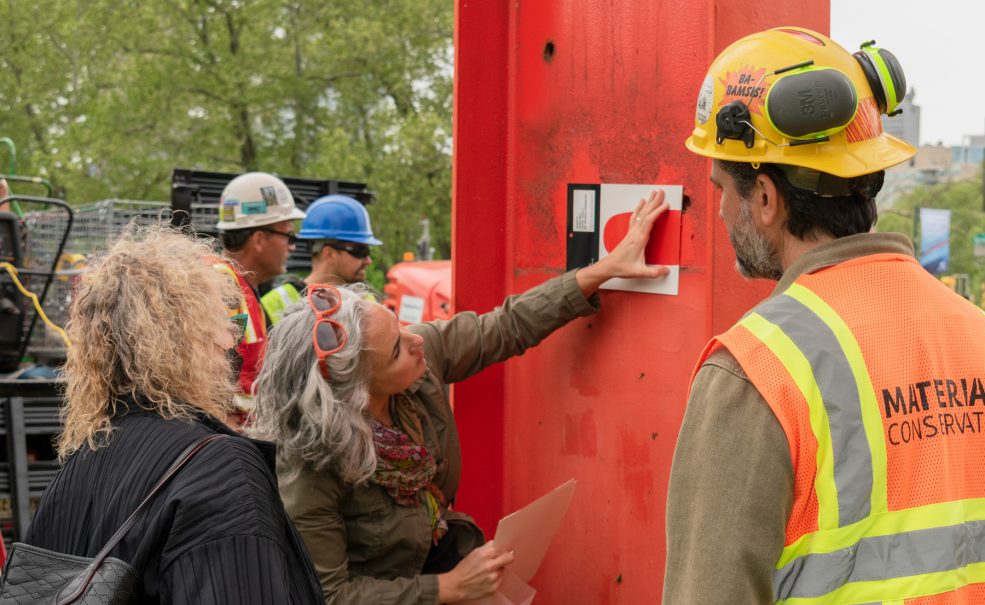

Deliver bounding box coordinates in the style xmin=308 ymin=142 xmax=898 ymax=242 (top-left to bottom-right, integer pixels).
xmin=461 ymin=479 xmax=577 ymax=605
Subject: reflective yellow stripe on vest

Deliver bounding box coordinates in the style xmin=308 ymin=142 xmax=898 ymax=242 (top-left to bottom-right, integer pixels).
xmin=213 ymin=262 xmax=260 ymax=344
xmin=260 ymin=283 xmax=301 ymax=325
xmin=739 ymin=282 xmax=985 ymax=604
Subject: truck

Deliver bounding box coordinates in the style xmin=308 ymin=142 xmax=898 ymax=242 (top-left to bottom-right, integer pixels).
xmin=383 ymin=260 xmax=452 ymax=325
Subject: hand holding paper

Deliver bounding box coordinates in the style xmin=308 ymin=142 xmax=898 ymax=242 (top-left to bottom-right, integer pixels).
xmin=460 ymin=480 xmax=577 ymax=605
xmin=439 ymin=542 xmax=515 ymax=603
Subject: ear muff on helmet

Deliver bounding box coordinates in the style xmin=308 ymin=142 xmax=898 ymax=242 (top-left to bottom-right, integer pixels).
xmin=764 ymin=66 xmax=858 ymax=140
xmin=687 ymin=27 xmax=917 ymax=178
xmin=715 ymin=62 xmax=859 ymax=148
xmin=852 ymin=41 xmax=907 ymax=115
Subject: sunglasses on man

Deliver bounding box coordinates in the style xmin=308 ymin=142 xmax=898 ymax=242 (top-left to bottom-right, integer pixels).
xmin=327 ymin=243 xmax=372 ymax=259
xmin=254 ymin=227 xmax=298 ymax=245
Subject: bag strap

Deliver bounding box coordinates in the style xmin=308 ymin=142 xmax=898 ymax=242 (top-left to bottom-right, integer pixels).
xmin=55 ymin=433 xmax=227 ymax=604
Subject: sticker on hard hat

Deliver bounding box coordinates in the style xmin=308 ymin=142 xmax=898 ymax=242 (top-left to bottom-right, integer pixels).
xmin=260 ymin=186 xmax=280 ymax=208
xmin=221 ymin=200 xmax=239 ymax=222
xmin=241 ymin=201 xmax=268 ymax=215
xmin=696 ymin=76 xmax=714 ymax=125
xmin=719 ymin=66 xmax=769 ymax=115
xmin=845 ymin=97 xmax=884 ymax=144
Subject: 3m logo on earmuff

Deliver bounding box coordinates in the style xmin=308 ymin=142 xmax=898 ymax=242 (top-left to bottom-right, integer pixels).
xmin=714 ymin=40 xmax=907 ymax=149
xmin=765 ymin=67 xmax=858 ymax=139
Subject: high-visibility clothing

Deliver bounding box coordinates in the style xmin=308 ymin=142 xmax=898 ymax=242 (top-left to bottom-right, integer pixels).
xmin=693 ymin=252 xmax=985 ymax=604
xmin=260 ymin=282 xmax=301 ymax=326
xmin=261 ymin=280 xmax=379 ymax=326
xmin=213 ymin=261 xmax=267 ymax=405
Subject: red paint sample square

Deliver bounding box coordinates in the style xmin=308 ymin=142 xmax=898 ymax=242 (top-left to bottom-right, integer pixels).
xmin=603 ymin=210 xmax=681 ymax=266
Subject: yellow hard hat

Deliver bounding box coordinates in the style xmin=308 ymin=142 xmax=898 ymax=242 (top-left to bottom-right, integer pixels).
xmin=55 ymin=253 xmax=87 ymax=281
xmin=685 ymin=27 xmax=916 ymax=178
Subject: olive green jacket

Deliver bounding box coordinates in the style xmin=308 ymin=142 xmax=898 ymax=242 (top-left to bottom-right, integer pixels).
xmin=280 ymin=270 xmax=599 ymax=605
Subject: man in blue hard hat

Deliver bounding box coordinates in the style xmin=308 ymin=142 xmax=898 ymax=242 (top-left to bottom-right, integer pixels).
xmin=261 ymin=194 xmax=382 ymax=324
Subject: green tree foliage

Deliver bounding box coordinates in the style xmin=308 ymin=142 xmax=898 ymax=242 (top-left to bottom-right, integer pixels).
xmin=876 ymin=172 xmax=985 ymax=304
xmin=0 ymin=0 xmax=453 ymax=266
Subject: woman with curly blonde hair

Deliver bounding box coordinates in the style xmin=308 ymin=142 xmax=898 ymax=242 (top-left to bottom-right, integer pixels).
xmin=21 ymin=224 xmax=322 ymax=604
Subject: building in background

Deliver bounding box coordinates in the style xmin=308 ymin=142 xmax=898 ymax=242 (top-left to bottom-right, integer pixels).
xmin=954 ymin=134 xmax=985 ymax=166
xmin=882 ymin=87 xmax=920 ymax=147
xmin=878 ymin=138 xmax=983 ymax=208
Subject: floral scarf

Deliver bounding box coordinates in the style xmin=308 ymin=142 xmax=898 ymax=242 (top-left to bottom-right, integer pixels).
xmin=371 ymin=395 xmax=448 ymax=543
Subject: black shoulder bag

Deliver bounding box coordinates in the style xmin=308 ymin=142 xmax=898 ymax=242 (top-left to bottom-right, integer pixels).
xmin=0 ymin=433 xmax=226 ymax=605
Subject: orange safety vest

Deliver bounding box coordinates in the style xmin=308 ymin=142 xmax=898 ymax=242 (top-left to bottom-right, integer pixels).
xmin=213 ymin=261 xmax=267 ymax=398
xmin=692 ymin=252 xmax=985 ymax=604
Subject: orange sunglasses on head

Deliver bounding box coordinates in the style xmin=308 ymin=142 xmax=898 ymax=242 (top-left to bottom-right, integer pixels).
xmin=307 ymin=284 xmax=349 ymax=381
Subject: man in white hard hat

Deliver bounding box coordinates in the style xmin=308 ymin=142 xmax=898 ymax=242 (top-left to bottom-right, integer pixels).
xmin=214 ymin=172 xmax=305 ymax=426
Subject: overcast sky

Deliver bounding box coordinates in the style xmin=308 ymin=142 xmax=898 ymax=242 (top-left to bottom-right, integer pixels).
xmin=831 ymin=0 xmax=981 ymax=147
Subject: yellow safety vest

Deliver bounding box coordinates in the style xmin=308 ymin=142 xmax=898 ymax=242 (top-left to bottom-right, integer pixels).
xmin=260 ymin=283 xmax=302 ymax=325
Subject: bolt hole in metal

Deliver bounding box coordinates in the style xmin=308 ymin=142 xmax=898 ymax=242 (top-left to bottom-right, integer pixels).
xmin=543 ymin=40 xmax=555 ymax=62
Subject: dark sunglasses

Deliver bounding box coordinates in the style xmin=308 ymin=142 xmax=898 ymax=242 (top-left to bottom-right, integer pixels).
xmin=328 ymin=243 xmax=372 ymax=259
xmin=307 ymin=284 xmax=348 ymax=381
xmin=255 ymin=227 xmax=298 ymax=245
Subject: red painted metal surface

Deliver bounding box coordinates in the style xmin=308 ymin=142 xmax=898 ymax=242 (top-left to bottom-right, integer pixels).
xmin=453 ymin=2 xmax=828 ymax=603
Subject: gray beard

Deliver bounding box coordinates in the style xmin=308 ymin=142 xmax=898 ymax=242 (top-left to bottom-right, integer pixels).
xmin=729 ymin=202 xmax=784 ymax=281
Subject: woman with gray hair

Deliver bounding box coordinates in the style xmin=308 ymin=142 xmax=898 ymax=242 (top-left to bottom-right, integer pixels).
xmin=252 ymin=192 xmax=671 ymax=604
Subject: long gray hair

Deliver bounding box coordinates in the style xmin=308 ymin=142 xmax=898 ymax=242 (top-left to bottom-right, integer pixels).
xmin=251 ymin=285 xmax=377 ymax=484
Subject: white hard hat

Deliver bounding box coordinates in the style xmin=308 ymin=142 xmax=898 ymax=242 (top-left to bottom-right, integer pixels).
xmin=216 ymin=172 xmax=306 ymax=231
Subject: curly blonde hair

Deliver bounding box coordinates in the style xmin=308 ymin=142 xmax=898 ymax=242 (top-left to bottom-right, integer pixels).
xmin=58 ymin=224 xmax=239 ymax=460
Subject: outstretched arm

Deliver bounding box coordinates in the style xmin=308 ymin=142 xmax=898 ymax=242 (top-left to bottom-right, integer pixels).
xmin=415 ymin=190 xmax=672 ymax=384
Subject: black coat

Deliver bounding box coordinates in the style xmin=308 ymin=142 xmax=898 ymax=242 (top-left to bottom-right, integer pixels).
xmin=25 ymin=404 xmax=322 ymax=604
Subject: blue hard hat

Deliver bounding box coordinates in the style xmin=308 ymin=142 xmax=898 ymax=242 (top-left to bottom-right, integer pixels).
xmin=298 ymin=195 xmax=382 ymax=245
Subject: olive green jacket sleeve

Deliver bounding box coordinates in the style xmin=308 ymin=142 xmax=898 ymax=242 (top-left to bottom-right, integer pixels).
xmin=411 ymin=270 xmax=600 ymax=385
xmin=663 ymin=349 xmax=794 ymax=604
xmin=280 ymin=466 xmax=440 ymax=605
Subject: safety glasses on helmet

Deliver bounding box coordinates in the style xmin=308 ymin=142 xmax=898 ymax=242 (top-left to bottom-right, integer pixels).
xmin=307 ymin=284 xmax=349 ymax=381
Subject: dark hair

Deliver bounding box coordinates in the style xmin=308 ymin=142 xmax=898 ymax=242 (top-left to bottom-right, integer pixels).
xmin=718 ymin=161 xmax=884 ymax=240
xmin=219 ymin=229 xmax=253 ymax=251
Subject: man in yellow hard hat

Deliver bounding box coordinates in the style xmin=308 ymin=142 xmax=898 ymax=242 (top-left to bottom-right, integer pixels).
xmin=214 ymin=172 xmax=305 ymax=426
xmin=664 ymin=27 xmax=985 ymax=603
